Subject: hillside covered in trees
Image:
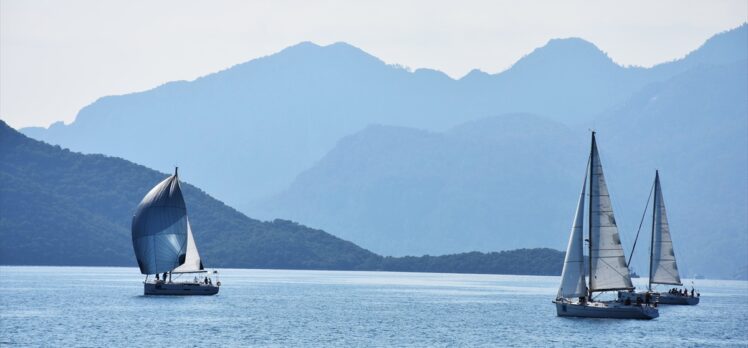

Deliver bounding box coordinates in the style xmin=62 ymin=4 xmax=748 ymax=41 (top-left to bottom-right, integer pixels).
xmin=0 ymin=121 xmax=563 ymax=275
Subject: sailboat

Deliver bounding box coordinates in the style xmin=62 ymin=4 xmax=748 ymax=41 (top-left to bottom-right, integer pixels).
xmin=618 ymin=171 xmax=699 ymax=305
xmin=131 ymin=168 xmax=220 ymax=295
xmin=553 ymin=132 xmax=658 ymax=319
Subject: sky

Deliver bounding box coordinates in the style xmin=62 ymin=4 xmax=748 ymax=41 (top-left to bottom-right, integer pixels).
xmin=1 ymin=0 xmax=746 ymax=129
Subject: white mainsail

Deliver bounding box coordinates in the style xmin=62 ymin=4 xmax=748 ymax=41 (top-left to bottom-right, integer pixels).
xmin=557 ymin=170 xmax=588 ymax=299
xmin=172 ymin=218 xmax=205 ymax=273
xmin=649 ymin=171 xmax=682 ymax=286
xmin=588 ymin=133 xmax=634 ymax=292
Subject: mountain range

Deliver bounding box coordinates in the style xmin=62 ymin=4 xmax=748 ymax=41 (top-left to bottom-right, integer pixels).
xmin=19 ymin=24 xmax=748 ymax=279
xmin=259 ymin=56 xmax=747 ymax=278
xmin=22 ymin=25 xmax=746 ymax=214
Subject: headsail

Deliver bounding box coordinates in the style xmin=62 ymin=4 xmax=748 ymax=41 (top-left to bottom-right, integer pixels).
xmin=588 ymin=133 xmax=634 ymax=292
xmin=172 ymin=218 xmax=205 ymax=273
xmin=557 ymin=167 xmax=588 ymax=299
xmin=131 ymin=172 xmax=188 ymax=275
xmin=649 ymin=171 xmax=682 ymax=286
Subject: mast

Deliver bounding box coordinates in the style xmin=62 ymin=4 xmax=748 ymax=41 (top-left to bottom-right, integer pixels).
xmin=588 ymin=131 xmax=595 ymax=298
xmin=649 ymin=170 xmax=658 ymax=291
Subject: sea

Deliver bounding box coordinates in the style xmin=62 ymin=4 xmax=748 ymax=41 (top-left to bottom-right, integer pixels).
xmin=1 ymin=266 xmax=746 ymax=347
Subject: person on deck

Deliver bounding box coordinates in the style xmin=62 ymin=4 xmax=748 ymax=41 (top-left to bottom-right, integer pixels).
xmin=156 ymin=274 xmax=160 ymax=281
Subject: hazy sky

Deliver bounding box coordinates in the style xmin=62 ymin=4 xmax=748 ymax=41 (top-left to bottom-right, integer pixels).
xmin=1 ymin=0 xmax=746 ymax=129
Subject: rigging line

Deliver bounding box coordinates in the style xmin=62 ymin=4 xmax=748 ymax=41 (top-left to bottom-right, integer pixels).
xmin=626 ymin=180 xmax=656 ymax=268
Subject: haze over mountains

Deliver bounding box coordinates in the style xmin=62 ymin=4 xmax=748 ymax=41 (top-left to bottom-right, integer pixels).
xmin=20 ymin=24 xmax=748 ymax=278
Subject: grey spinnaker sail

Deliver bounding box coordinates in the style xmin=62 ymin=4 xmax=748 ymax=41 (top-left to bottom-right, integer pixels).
xmin=131 ymin=173 xmax=188 ymax=275
xmin=650 ymin=171 xmax=682 ymax=286
xmin=588 ymin=133 xmax=634 ymax=292
xmin=172 ymin=218 xmax=205 ymax=273
xmin=557 ymin=167 xmax=588 ymax=299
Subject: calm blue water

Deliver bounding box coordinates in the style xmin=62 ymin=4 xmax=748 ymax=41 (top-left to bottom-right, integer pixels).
xmin=1 ymin=267 xmax=746 ymax=347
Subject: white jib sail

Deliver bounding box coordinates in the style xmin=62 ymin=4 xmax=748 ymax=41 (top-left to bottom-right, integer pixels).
xmin=557 ymin=170 xmax=588 ymax=299
xmin=650 ymin=172 xmax=682 ymax=285
xmin=172 ymin=218 xmax=204 ymax=273
xmin=589 ymin=134 xmax=634 ymax=292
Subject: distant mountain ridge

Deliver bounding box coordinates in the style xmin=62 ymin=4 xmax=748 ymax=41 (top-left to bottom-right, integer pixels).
xmin=257 ymin=56 xmax=748 ymax=279
xmin=20 ymin=24 xmax=747 ymax=218
xmin=0 ymin=121 xmax=564 ymax=276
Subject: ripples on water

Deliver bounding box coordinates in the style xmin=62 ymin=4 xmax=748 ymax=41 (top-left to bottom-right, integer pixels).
xmin=1 ymin=267 xmax=746 ymax=347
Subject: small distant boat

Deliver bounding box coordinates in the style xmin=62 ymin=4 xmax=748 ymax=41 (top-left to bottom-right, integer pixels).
xmin=553 ymin=132 xmax=658 ymax=319
xmin=618 ymin=171 xmax=699 ymax=305
xmin=131 ymin=168 xmax=220 ymax=296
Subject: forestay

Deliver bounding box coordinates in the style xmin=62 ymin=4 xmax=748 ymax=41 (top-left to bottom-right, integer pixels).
xmin=588 ymin=134 xmax=634 ymax=292
xmin=557 ymin=169 xmax=588 ymax=299
xmin=131 ymin=174 xmax=188 ymax=275
xmin=650 ymin=171 xmax=682 ymax=286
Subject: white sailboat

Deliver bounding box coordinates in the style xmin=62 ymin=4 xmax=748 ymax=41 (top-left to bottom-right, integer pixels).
xmin=554 ymin=132 xmax=658 ymax=319
xmin=131 ymin=168 xmax=220 ymax=295
xmin=618 ymin=171 xmax=699 ymax=305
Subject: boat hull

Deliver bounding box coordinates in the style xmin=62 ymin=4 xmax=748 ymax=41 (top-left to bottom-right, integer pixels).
xmin=618 ymin=291 xmax=699 ymax=305
xmin=144 ymin=282 xmax=219 ymax=296
xmin=554 ymin=301 xmax=658 ymax=320
xmin=658 ymin=293 xmax=699 ymax=305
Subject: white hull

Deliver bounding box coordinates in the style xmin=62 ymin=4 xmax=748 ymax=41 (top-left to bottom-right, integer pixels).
xmin=144 ymin=282 xmax=219 ymax=296
xmin=554 ymin=300 xmax=658 ymax=320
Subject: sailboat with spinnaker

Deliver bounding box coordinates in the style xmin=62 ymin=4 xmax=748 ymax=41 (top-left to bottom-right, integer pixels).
xmin=618 ymin=170 xmax=699 ymax=305
xmin=553 ymin=132 xmax=658 ymax=319
xmin=131 ymin=168 xmax=220 ymax=295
